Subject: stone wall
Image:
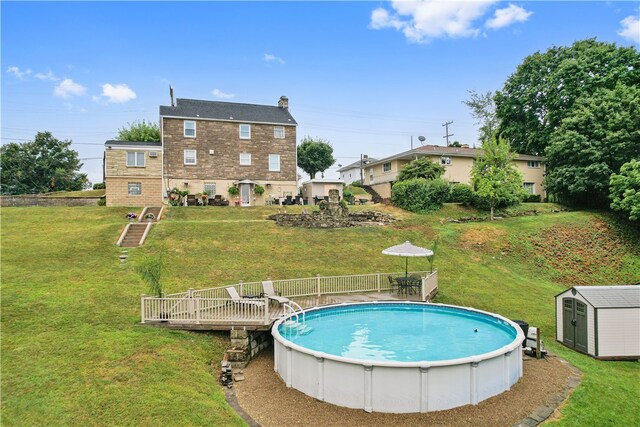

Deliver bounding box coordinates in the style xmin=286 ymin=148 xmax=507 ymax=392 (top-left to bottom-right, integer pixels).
xmin=105 ymin=148 xmax=162 ymax=177
xmin=226 ymin=330 xmax=272 ymax=368
xmin=268 ymin=210 xmax=396 ymax=228
xmin=0 ymin=196 xmax=102 ymax=207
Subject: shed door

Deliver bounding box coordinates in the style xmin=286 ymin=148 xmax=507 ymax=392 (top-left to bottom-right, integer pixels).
xmin=562 ymin=297 xmax=588 ymax=352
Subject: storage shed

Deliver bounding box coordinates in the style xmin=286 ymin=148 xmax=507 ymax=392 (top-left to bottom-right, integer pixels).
xmin=555 ymin=285 xmax=640 ymax=360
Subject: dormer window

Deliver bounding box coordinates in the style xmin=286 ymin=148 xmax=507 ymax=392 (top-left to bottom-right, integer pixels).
xmin=184 ymin=121 xmax=196 ymax=138
xmin=441 ymin=157 xmax=452 ymax=166
xmin=239 ymin=124 xmax=251 ymax=139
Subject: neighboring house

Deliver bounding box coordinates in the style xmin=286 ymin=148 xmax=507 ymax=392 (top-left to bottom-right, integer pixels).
xmin=301 ymin=179 xmax=344 ymax=205
xmin=363 ymin=145 xmax=545 ymax=199
xmin=104 ymin=140 xmax=163 ymax=207
xmin=337 ymin=155 xmax=377 ymax=185
xmin=104 ymin=96 xmax=297 ymax=207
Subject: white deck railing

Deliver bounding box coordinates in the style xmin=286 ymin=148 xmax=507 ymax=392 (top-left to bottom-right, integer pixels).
xmin=141 ymin=270 xmax=438 ymax=325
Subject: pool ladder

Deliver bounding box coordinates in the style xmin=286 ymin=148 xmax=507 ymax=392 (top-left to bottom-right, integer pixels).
xmin=282 ymin=302 xmax=313 ymax=335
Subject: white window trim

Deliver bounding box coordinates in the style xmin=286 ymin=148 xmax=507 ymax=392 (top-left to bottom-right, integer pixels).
xmin=441 ymin=157 xmax=452 ymax=166
xmin=239 ymin=124 xmax=251 ymax=140
xmin=184 ymin=149 xmax=197 ymax=165
xmin=126 ymin=151 xmax=145 ymax=167
xmin=523 ymin=182 xmax=535 ymax=194
xmin=184 ymin=120 xmax=196 ymax=138
xmin=269 ymin=154 xmax=281 ymax=172
xmin=274 ymin=126 xmax=285 ymax=139
xmin=527 ymin=161 xmax=541 ymax=168
xmin=383 ymin=162 xmax=391 ymax=172
xmin=128 ymin=182 xmax=142 ymax=196
xmin=240 ymin=153 xmax=251 ymax=166
xmin=204 ymin=183 xmax=217 ymax=196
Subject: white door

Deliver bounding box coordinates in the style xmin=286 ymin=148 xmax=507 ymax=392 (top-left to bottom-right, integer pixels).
xmin=240 ymin=184 xmax=251 ymax=206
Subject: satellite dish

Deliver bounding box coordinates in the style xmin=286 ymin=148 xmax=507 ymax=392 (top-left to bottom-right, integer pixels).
xmin=418 ymin=136 xmax=426 ymax=145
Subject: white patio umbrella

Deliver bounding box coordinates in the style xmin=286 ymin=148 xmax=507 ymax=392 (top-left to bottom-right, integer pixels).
xmin=382 ymin=241 xmax=433 ymax=279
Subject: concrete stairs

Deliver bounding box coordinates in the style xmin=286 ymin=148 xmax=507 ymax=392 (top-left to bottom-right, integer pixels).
xmin=360 ymin=185 xmax=383 ymax=204
xmin=139 ymin=206 xmax=163 ymax=222
xmin=117 ymin=206 xmax=163 ymax=248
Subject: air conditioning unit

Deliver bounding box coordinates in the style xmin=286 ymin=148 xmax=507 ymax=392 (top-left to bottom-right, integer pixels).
xmin=148 ymin=151 xmax=158 ymax=158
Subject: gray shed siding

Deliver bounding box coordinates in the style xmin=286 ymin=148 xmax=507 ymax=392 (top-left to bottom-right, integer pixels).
xmin=597 ymin=308 xmax=640 ymax=358
xmin=556 ymin=289 xmax=595 ymax=355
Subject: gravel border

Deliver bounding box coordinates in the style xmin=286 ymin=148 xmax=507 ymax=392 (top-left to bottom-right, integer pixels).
xmin=231 ymin=348 xmax=581 ymax=427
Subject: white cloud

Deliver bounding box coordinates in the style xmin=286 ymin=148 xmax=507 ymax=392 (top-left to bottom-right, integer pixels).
xmin=7 ymin=66 xmax=31 ymax=79
xmin=486 ymin=4 xmax=532 ymax=29
xmin=370 ymin=0 xmax=497 ymax=43
xmin=264 ymin=53 xmax=285 ymax=64
xmin=54 ymin=78 xmax=87 ymax=98
xmin=212 ymin=88 xmax=235 ymax=99
xmin=618 ymin=15 xmax=640 ymax=44
xmin=100 ymin=83 xmax=137 ymax=103
xmin=35 ymin=70 xmax=59 ymax=81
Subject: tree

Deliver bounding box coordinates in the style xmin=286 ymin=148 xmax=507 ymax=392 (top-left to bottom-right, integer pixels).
xmin=495 ymin=39 xmax=640 ymax=156
xmin=610 ymin=160 xmax=640 ymax=222
xmin=463 ymin=90 xmax=499 ymax=145
xmin=544 ymin=83 xmax=640 ymax=207
xmin=396 ymin=157 xmax=445 ymax=182
xmin=297 ymin=136 xmax=335 ymax=179
xmin=116 ymin=119 xmax=160 ymax=142
xmin=471 ymin=136 xmax=525 ymax=220
xmin=0 ymin=132 xmax=89 ymax=195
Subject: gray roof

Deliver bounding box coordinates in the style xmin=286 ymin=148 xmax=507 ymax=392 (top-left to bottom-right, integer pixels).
xmin=104 ymin=140 xmax=162 ymax=148
xmin=337 ymin=158 xmax=379 ymax=172
xmin=571 ymin=286 xmax=640 ymax=308
xmin=160 ymin=98 xmax=297 ymax=125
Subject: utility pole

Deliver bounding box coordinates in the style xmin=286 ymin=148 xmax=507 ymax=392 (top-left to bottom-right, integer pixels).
xmin=442 ymin=121 xmax=454 ymax=146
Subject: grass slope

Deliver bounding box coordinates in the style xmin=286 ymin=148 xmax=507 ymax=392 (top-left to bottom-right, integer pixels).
xmin=2 ymin=204 xmax=638 ymax=426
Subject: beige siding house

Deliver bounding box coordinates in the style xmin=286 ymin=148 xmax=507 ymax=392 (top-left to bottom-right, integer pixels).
xmin=301 ymin=179 xmax=344 ymax=205
xmin=104 ymin=141 xmax=163 ymax=207
xmin=364 ymin=145 xmax=545 ymax=200
xmin=104 ymin=96 xmax=297 ymax=207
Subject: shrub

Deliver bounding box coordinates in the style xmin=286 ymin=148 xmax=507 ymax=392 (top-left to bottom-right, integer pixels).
xmin=254 ymin=185 xmax=265 ymax=195
xmin=97 ymin=197 xmax=106 ymax=206
xmin=351 ymin=180 xmax=362 ymax=187
xmin=522 ymin=193 xmax=541 ymax=203
xmin=228 ymin=186 xmax=239 ymax=196
xmin=449 ymin=183 xmax=474 ymax=205
xmin=92 ymin=182 xmax=105 ymax=190
xmin=392 ymin=178 xmax=450 ymax=213
xmin=472 ymin=191 xmax=521 ymax=211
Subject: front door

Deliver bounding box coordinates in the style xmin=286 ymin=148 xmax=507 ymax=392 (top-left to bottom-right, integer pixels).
xmin=240 ymin=184 xmax=251 ymax=206
xmin=562 ymin=298 xmax=588 ymax=352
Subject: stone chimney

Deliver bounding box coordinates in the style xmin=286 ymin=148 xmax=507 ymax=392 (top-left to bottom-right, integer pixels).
xmin=278 ymin=96 xmax=289 ymax=110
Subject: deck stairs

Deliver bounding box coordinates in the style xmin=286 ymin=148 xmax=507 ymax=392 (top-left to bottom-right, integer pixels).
xmin=117 ymin=206 xmax=163 ymax=247
xmin=280 ymin=302 xmax=313 ymax=335
xmin=360 ymin=184 xmax=383 ymax=203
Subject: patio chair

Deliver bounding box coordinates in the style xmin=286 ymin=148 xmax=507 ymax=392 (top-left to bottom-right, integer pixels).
xmin=186 ymin=194 xmax=197 ymax=206
xmin=260 ymin=281 xmax=289 ymax=304
xmin=224 ymin=286 xmax=265 ymax=307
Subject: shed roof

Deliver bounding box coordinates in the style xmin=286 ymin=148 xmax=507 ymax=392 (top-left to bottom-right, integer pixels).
xmin=160 ymin=98 xmax=297 ymax=125
xmin=561 ymin=286 xmax=640 ymax=308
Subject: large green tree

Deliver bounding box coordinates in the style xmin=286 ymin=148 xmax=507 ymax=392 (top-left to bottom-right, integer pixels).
xmin=297 ymin=136 xmax=335 ymax=179
xmin=471 ymin=136 xmax=525 ymax=220
xmin=463 ymin=90 xmax=499 ymax=145
xmin=396 ymin=157 xmax=445 ymax=182
xmin=544 ymin=83 xmax=640 ymax=207
xmin=610 ymin=160 xmax=640 ymax=222
xmin=116 ymin=119 xmax=161 ymax=142
xmin=495 ymin=39 xmax=640 ymax=156
xmin=0 ymin=132 xmax=89 ymax=195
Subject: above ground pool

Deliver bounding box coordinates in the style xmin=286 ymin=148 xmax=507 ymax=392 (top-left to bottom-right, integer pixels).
xmin=272 ymin=302 xmax=525 ymax=413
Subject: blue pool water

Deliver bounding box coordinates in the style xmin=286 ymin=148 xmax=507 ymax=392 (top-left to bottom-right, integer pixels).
xmin=278 ymin=303 xmax=518 ymax=362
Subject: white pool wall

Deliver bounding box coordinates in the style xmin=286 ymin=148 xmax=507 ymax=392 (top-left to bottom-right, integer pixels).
xmin=272 ymin=302 xmax=525 ymax=413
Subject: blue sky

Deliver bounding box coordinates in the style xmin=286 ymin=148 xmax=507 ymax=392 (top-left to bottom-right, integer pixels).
xmin=2 ymin=1 xmax=638 ymax=184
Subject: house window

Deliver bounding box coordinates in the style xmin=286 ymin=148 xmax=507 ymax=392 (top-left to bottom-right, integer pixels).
xmin=383 ymin=162 xmax=392 ymax=172
xmin=274 ymin=126 xmax=285 ymax=138
xmin=240 ymin=153 xmax=251 ymax=165
xmin=441 ymin=157 xmax=452 ymax=166
xmin=184 ymin=121 xmax=196 ymax=138
xmin=239 ymin=124 xmax=251 ymax=139
xmin=204 ymin=183 xmax=216 ymax=196
xmin=128 ymin=182 xmax=141 ymax=195
xmin=126 ymin=151 xmax=145 ymax=167
xmin=523 ymin=182 xmax=535 ymax=194
xmin=184 ymin=150 xmax=197 ymax=165
xmin=269 ymin=154 xmax=281 ymax=171
xmin=527 ymin=160 xmax=541 ymax=168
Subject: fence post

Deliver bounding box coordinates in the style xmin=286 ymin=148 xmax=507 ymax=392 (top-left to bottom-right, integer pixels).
xmin=196 ymin=298 xmax=201 ymax=324
xmin=264 ymin=298 xmax=270 ymax=324
xmin=239 ymin=280 xmax=243 ymax=296
xmin=536 ymin=328 xmax=541 ymax=359
xmin=317 ymin=274 xmax=321 ymax=298
xmin=140 ymin=294 xmax=146 ymax=323
xmin=377 ymin=272 xmax=381 ymax=292
xmin=421 ymin=278 xmax=426 ymax=302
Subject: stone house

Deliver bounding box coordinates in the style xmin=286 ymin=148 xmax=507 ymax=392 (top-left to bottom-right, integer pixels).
xmin=364 ymin=145 xmax=546 ymax=199
xmin=104 ymin=96 xmax=297 ymax=206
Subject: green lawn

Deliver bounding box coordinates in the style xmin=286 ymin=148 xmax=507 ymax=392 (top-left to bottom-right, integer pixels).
xmin=2 ymin=204 xmax=638 ymax=426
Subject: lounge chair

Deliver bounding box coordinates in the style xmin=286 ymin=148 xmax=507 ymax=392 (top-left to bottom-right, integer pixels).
xmin=225 ymin=286 xmax=265 ymax=307
xmin=260 ymin=281 xmax=289 ymax=304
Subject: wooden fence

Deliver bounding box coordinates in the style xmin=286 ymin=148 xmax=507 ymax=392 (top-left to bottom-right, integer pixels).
xmin=141 ymin=270 xmax=438 ymax=326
